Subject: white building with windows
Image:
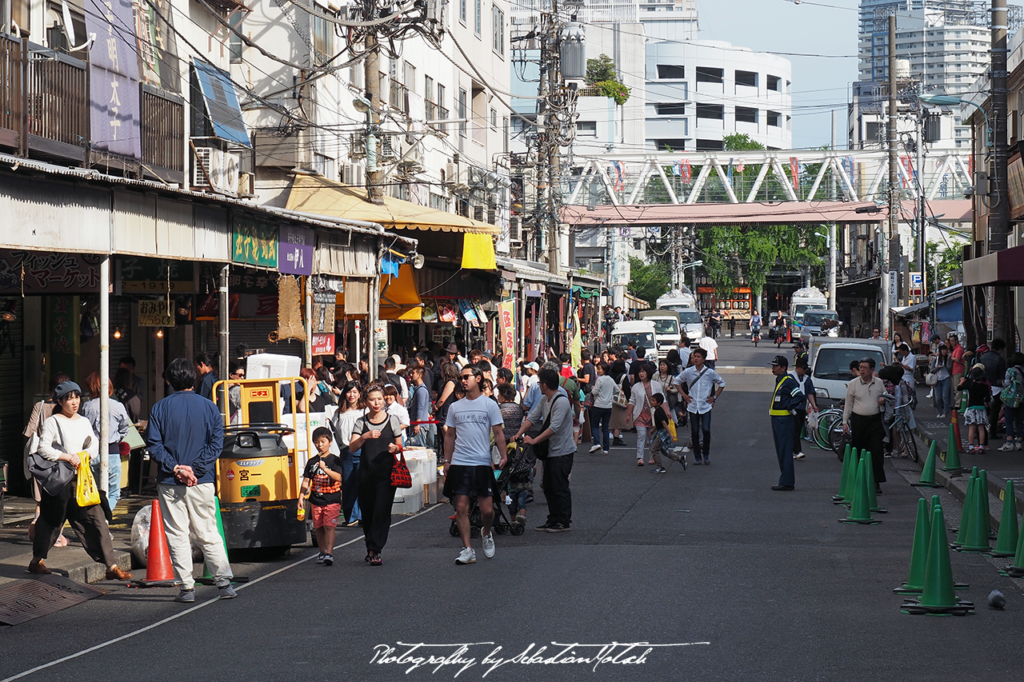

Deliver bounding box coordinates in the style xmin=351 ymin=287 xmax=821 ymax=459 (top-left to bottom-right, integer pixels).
xmin=645 ymin=40 xmax=793 ymax=151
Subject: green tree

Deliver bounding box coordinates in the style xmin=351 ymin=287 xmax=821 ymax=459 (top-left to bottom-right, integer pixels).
xmin=926 ymin=240 xmax=965 ymax=292
xmin=722 ymin=133 xmax=764 ymax=151
xmin=699 ymin=224 xmax=825 ymax=299
xmin=628 ymin=256 xmax=671 ymax=308
xmin=586 ymin=55 xmax=617 ymax=84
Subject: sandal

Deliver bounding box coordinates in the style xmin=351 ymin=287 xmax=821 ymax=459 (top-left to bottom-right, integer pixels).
xmin=647 ymin=460 xmax=655 ymax=466
xmin=637 ymin=460 xmax=644 ymax=467
xmin=364 ymin=553 xmax=372 ymax=563
xmin=54 ymin=534 xmax=68 ymax=548
xmin=369 ymin=554 xmax=383 ymax=566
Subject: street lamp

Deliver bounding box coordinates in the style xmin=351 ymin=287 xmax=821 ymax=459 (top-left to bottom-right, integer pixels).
xmin=682 ymin=260 xmax=703 ymax=296
xmin=919 ymin=93 xmax=990 ymax=147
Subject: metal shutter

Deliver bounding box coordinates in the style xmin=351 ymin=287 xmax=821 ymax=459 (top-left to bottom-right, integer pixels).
xmin=0 ymin=299 xmax=24 ymax=495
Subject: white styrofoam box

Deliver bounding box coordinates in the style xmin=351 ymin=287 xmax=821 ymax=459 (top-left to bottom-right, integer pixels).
xmin=282 ymin=412 xmax=339 ymax=463
xmin=246 ymin=353 xmax=301 ymax=380
xmin=392 ymin=486 xmax=424 ymax=514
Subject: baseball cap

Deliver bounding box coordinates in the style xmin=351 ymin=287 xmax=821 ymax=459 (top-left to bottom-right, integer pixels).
xmin=525 ymin=362 xmax=540 ymax=371
xmin=770 ymin=355 xmax=789 ymax=367
xmin=795 ymin=357 xmax=809 ymax=369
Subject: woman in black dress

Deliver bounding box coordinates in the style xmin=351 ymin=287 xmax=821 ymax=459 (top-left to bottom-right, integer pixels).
xmin=348 ymin=385 xmax=404 ymax=565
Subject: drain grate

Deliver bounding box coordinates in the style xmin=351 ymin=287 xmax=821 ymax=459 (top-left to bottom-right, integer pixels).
xmin=0 ymin=575 xmax=105 ymax=625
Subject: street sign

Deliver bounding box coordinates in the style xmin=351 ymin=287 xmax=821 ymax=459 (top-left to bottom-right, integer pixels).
xmin=909 ymin=272 xmax=922 ymax=297
xmin=888 ymin=270 xmax=898 ymax=304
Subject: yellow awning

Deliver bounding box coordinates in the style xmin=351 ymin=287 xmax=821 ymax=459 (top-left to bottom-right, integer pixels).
xmin=380 ymin=263 xmax=422 ymax=321
xmin=461 ymin=232 xmax=497 ymax=270
xmin=286 ymin=175 xmax=500 ymax=234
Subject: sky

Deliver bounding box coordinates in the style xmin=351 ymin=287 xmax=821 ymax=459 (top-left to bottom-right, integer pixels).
xmin=693 ymin=0 xmax=860 ymax=150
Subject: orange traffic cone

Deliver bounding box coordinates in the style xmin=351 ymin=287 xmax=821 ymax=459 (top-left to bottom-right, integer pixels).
xmin=133 ymin=500 xmax=177 ymax=587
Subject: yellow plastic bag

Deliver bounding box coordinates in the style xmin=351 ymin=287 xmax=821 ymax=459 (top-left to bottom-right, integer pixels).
xmin=75 ymin=452 xmax=101 ymax=507
xmin=666 ymin=417 xmax=678 ymax=442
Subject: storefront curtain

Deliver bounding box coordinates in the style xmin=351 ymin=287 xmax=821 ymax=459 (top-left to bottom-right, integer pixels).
xmin=316 ymin=234 xmax=376 ymax=277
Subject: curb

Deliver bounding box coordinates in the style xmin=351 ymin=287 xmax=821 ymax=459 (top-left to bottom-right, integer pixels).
xmin=914 ymin=423 xmax=1023 ymax=533
xmin=2 ymin=546 xmax=133 ymax=585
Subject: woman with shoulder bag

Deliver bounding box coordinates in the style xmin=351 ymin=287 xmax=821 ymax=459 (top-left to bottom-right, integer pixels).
xmin=22 ymin=373 xmax=70 ymax=546
xmin=28 ymin=382 xmax=131 ymax=579
xmin=627 ymin=363 xmax=664 ymax=467
xmin=347 ymin=385 xmax=404 ymax=566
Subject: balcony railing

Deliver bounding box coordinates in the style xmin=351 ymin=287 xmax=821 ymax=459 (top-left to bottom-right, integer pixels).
xmin=0 ymin=35 xmax=183 ymax=175
xmin=26 ymin=43 xmax=89 ymax=160
xmin=141 ymin=84 xmax=185 ymax=181
xmin=425 ymin=101 xmax=449 ymax=135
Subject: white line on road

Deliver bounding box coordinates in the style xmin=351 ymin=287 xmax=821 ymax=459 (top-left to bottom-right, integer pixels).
xmin=0 ymin=504 xmax=445 ymax=682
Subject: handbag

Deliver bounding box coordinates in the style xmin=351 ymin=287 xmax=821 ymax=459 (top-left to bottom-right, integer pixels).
xmin=390 ymin=450 xmax=413 ymax=488
xmin=532 ymin=393 xmax=565 ymax=461
xmin=925 ymin=372 xmax=938 ymax=386
xmin=27 ymin=419 xmax=78 ymax=497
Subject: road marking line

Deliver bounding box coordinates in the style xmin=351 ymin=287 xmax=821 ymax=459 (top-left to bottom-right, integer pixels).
xmin=0 ymin=504 xmax=445 ymax=682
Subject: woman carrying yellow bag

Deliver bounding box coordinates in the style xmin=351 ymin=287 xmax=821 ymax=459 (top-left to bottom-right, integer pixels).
xmin=27 ymin=381 xmax=131 ymax=580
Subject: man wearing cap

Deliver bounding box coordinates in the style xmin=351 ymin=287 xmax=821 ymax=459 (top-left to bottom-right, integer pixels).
xmin=769 ymin=355 xmax=805 ymax=491
xmin=521 ymin=362 xmax=542 ymax=411
xmin=790 ymin=357 xmax=818 ymax=460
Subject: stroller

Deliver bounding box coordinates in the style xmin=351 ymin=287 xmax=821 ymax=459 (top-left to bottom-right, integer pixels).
xmin=447 ymin=440 xmax=531 ymax=538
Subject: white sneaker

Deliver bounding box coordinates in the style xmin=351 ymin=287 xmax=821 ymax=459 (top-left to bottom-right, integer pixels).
xmin=794 ymin=452 xmax=806 ymax=460
xmin=682 ymin=445 xmax=691 ymax=453
xmin=455 ymin=547 xmax=476 ymax=565
xmin=481 ymin=533 xmax=495 ymax=558
xmin=998 ymin=442 xmax=1016 ymax=452
xmin=588 ymin=444 xmax=602 ymax=454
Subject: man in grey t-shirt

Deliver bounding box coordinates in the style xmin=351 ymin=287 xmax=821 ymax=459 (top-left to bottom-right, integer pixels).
xmin=514 ymin=368 xmax=575 ymax=533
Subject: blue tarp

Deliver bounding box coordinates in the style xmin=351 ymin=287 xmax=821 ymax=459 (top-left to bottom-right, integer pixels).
xmin=937 ymin=297 xmax=963 ymax=322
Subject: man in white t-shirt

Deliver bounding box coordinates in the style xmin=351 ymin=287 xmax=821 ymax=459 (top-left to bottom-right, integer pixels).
xmin=698 ymin=335 xmax=719 ymax=368
xmin=443 ymin=365 xmax=507 ymax=565
xmin=896 ymin=343 xmax=916 ymax=386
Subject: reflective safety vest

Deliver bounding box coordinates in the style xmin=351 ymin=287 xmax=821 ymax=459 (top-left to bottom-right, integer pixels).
xmin=770 ymin=375 xmax=797 ymax=417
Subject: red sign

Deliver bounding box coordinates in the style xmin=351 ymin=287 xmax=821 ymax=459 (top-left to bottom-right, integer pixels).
xmin=311 ymin=333 xmax=335 ymax=355
xmin=227 ymin=469 xmax=235 ymax=481
xmin=498 ymin=301 xmax=515 ymax=370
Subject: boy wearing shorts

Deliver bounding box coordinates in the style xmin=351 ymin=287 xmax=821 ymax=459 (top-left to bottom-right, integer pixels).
xmin=300 ymin=427 xmax=344 ymax=566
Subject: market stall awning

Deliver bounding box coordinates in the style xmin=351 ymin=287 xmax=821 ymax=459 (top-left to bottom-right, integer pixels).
xmin=380 ymin=263 xmax=422 ymax=321
xmin=287 ymin=175 xmax=500 ymax=234
xmin=963 ymin=244 xmax=1024 ymax=286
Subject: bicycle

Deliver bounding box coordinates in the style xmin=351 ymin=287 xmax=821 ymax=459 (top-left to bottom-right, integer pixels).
xmin=751 ymin=326 xmax=761 ymax=347
xmin=888 ymin=401 xmax=920 ymax=462
xmin=812 ymin=405 xmax=848 ymax=457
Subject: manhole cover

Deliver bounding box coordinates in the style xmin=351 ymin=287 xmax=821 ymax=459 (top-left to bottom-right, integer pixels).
xmin=0 ymin=575 xmax=104 ymax=625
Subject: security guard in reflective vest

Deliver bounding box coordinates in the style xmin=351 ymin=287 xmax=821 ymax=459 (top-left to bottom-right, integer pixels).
xmin=769 ymin=354 xmax=805 ymax=491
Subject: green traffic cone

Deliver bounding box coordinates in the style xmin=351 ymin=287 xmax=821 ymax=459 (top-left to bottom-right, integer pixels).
xmin=840 ymin=453 xmax=879 ymax=525
xmin=863 ymin=451 xmax=887 ymax=513
xmin=912 ymin=442 xmax=943 ymax=488
xmin=979 ymin=470 xmax=994 ymax=540
xmin=1005 ymin=499 xmax=1024 ymax=577
xmin=951 ymin=468 xmax=978 ymax=547
xmin=895 ymin=498 xmax=932 ymax=594
xmin=833 ymin=444 xmax=853 ymax=503
xmin=902 ymin=504 xmax=974 ymax=615
xmin=956 ymin=470 xmax=992 ymax=553
xmin=841 ymin=447 xmax=860 ymax=507
xmin=942 ymin=422 xmax=964 ymax=474
xmin=990 ymin=480 xmax=1020 ymax=558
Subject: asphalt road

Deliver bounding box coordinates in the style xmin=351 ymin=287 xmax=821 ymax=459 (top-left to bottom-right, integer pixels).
xmin=2 ymin=338 xmax=1023 ymax=682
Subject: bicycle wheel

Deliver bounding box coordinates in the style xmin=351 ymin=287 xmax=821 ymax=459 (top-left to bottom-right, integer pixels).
xmin=900 ymin=423 xmax=920 ymax=462
xmin=829 ymin=421 xmax=849 ymax=457
xmin=814 ymin=411 xmax=840 ymax=450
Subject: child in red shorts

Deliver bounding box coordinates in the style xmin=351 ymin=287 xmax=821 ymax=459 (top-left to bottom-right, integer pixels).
xmin=300 ymin=427 xmax=344 ymax=566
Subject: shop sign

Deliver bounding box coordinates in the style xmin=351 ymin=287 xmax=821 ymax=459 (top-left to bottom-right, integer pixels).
xmin=232 ymin=217 xmax=278 ymax=268
xmin=120 ymin=258 xmax=194 ymax=293
xmin=498 ymin=301 xmax=516 ymax=370
xmin=311 ymin=333 xmax=335 ymax=355
xmin=139 ymin=300 xmax=176 ymax=327
xmin=312 ymin=292 xmax=336 ymax=334
xmin=278 ymin=226 xmax=314 ymax=276
xmin=374 ymin=319 xmax=388 ymax=354
xmin=431 ymin=325 xmax=456 ymax=343
xmin=0 ymin=252 xmax=102 ymax=294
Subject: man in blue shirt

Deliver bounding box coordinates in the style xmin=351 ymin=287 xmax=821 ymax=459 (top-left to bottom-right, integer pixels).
xmin=195 ymin=353 xmax=218 ymax=401
xmin=769 ymin=355 xmax=805 ymax=491
xmin=790 ymin=357 xmax=818 ymax=460
xmin=147 ymin=357 xmax=235 ymax=603
xmin=408 ymin=365 xmax=434 ymax=448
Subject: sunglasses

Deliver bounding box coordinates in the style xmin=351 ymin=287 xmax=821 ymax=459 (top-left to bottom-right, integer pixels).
xmin=459 ymin=374 xmax=475 ymax=381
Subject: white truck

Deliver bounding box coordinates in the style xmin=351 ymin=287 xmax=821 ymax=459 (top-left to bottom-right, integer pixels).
xmin=609 ymin=320 xmax=659 ymax=362
xmin=637 ymin=309 xmax=682 ymax=358
xmin=807 ymin=338 xmax=892 ymax=403
xmin=656 ymin=288 xmax=698 ymax=312
xmin=789 ymin=287 xmax=828 ymax=323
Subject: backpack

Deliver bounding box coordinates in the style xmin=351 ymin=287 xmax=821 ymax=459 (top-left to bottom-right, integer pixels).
xmin=1003 ymin=367 xmax=1024 ymax=409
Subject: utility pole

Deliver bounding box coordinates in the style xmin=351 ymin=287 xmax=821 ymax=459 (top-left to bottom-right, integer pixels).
xmin=882 ymin=13 xmax=897 ymax=340
xmin=916 ymin=111 xmax=926 ymax=305
xmin=365 ymin=28 xmax=384 ymax=205
xmin=830 ymin=110 xmax=837 ymax=202
xmin=990 ymin=0 xmax=1010 ymax=342
xmin=539 ymin=1 xmax=561 ymax=275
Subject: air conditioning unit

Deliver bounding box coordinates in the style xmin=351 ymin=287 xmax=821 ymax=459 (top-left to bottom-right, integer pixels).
xmin=222 ymin=152 xmax=240 ymax=194
xmin=397 ymin=140 xmax=425 ymax=173
xmin=509 ymin=216 xmax=522 ymax=244
xmin=379 ymin=135 xmax=399 ymax=163
xmin=348 ymin=133 xmax=366 ymax=160
xmin=192 ymin=146 xmax=216 ymax=188
xmin=446 ymin=161 xmax=468 ymax=190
